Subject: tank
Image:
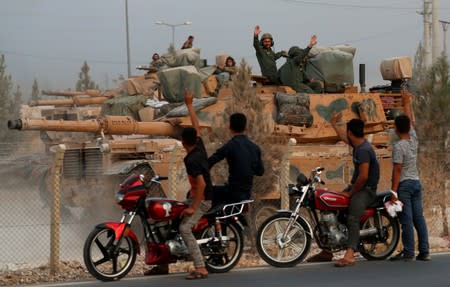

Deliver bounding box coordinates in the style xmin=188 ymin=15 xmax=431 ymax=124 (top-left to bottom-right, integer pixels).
xmin=10 ymin=75 xmax=172 ymax=218
xmin=8 ymin=58 xmax=411 ymax=227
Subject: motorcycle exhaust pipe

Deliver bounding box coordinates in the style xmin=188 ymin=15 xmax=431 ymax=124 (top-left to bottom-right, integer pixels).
xmin=359 ymin=227 xmax=377 ymax=238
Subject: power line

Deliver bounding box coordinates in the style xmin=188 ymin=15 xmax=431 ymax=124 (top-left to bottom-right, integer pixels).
xmin=332 ymin=24 xmax=420 ymax=45
xmin=286 ymin=0 xmax=450 ymax=10
xmin=0 ymin=49 xmax=127 ymax=65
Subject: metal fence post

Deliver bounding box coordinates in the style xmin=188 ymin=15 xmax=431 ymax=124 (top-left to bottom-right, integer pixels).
xmin=49 ymin=144 xmax=65 ymax=274
xmin=168 ymin=143 xmax=182 ymax=200
xmin=280 ymin=138 xmax=296 ymax=210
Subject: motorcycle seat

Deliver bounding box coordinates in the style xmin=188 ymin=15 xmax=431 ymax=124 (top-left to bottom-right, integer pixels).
xmin=205 ymin=204 xmax=225 ymax=216
xmin=368 ymin=190 xmax=393 ymax=208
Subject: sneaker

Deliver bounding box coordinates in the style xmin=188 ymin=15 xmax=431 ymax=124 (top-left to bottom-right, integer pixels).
xmin=307 ymin=250 xmax=333 ymax=262
xmin=389 ymin=251 xmax=414 ymax=262
xmin=416 ymin=253 xmax=431 ymax=261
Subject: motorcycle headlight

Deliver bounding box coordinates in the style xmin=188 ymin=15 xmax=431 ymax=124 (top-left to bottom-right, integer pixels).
xmin=115 ymin=192 xmax=124 ymax=203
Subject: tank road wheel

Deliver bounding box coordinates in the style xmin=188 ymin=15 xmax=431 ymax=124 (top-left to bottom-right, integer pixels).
xmin=359 ymin=211 xmax=400 ymax=260
xmin=83 ymin=226 xmax=138 ymax=281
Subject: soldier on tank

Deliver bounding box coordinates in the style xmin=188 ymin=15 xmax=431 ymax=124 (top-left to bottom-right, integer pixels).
xmin=278 ymin=35 xmax=323 ymax=94
xmin=253 ymin=25 xmax=287 ymax=84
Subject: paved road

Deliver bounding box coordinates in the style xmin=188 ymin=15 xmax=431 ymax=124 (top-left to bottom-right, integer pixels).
xmin=34 ymin=253 xmax=450 ymax=287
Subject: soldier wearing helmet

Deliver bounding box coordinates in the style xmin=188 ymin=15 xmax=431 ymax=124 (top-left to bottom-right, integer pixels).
xmin=253 ymin=25 xmax=287 ymax=84
xmin=278 ymin=35 xmax=323 ymax=93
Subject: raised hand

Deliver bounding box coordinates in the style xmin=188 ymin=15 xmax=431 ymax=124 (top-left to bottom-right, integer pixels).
xmin=254 ymin=25 xmax=261 ymax=36
xmin=309 ymin=35 xmax=317 ymax=47
xmin=184 ymin=90 xmax=194 ymax=106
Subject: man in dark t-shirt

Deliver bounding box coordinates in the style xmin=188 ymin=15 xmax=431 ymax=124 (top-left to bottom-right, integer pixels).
xmin=144 ymin=91 xmax=212 ymax=279
xmin=183 ymin=136 xmax=213 ymax=202
xmin=178 ymin=91 xmax=212 ymax=279
xmin=331 ymin=116 xmax=379 ymax=267
xmin=309 ymin=115 xmax=379 ymax=266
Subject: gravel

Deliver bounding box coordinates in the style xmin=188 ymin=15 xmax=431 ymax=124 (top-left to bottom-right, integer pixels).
xmin=0 ymin=252 xmax=267 ymax=286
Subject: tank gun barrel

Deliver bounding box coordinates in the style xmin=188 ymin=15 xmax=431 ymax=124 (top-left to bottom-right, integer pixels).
xmin=42 ymin=89 xmax=102 ymax=97
xmin=7 ymin=116 xmax=181 ymax=138
xmin=28 ymin=96 xmax=109 ymax=107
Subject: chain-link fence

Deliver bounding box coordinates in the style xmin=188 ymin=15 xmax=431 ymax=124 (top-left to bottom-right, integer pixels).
xmin=0 ymin=137 xmax=123 ymax=272
xmin=1 ymin=133 xmax=449 ymax=274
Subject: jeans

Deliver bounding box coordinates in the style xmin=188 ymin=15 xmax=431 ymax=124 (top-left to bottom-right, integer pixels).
xmin=397 ymin=179 xmax=429 ymax=256
xmin=346 ymin=187 xmax=376 ymax=250
xmin=179 ymin=200 xmax=212 ymax=268
xmin=215 ymin=72 xmax=230 ymax=84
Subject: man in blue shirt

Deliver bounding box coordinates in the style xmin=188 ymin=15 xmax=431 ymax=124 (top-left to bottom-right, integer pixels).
xmin=208 ymin=113 xmax=264 ymax=205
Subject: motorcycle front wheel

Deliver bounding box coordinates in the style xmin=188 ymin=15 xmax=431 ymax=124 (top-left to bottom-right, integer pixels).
xmin=83 ymin=226 xmax=138 ymax=281
xmin=256 ymin=213 xmax=311 ymax=267
xmin=359 ymin=211 xmax=400 ymax=260
xmin=199 ymin=222 xmax=244 ymax=273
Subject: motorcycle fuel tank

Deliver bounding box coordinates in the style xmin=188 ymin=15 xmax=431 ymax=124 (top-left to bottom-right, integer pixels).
xmin=146 ymin=199 xmax=187 ymax=221
xmin=315 ymin=188 xmax=350 ymax=211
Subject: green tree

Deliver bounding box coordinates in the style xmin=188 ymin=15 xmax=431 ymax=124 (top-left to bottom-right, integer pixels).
xmin=413 ymin=55 xmax=450 ymax=152
xmin=0 ymin=54 xmax=13 ymax=139
xmin=412 ymin=54 xmax=450 ymax=236
xmin=31 ymin=79 xmax=39 ymax=102
xmin=75 ymin=61 xmax=99 ymax=91
xmin=9 ymin=85 xmax=23 ymax=142
xmin=12 ymin=85 xmax=22 ymax=118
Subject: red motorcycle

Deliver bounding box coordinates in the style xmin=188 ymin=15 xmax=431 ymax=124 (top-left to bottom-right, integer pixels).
xmin=256 ymin=167 xmax=400 ymax=267
xmin=83 ymin=174 xmax=250 ymax=281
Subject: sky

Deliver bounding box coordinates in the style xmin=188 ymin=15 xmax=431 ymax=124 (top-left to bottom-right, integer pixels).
xmin=1 ymin=0 xmax=450 ymax=98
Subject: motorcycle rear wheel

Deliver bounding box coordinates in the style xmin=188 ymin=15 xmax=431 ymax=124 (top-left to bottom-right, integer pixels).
xmin=256 ymin=213 xmax=311 ymax=267
xmin=359 ymin=211 xmax=400 ymax=260
xmin=83 ymin=226 xmax=138 ymax=281
xmin=200 ymin=222 xmax=244 ymax=273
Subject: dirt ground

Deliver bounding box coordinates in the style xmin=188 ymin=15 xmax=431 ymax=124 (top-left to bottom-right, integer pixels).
xmin=0 ymin=252 xmax=267 ymax=286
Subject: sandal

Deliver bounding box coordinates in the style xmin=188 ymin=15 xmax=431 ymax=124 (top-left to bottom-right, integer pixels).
xmin=334 ymin=258 xmax=355 ymax=267
xmin=144 ymin=265 xmax=169 ymax=276
xmin=185 ymin=271 xmax=208 ymax=280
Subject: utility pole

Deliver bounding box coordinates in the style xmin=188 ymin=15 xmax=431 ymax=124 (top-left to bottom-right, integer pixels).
xmin=432 ymin=0 xmax=441 ymax=63
xmin=125 ymin=0 xmax=131 ymax=78
xmin=440 ymin=20 xmax=450 ymax=57
xmin=419 ymin=0 xmax=432 ymax=68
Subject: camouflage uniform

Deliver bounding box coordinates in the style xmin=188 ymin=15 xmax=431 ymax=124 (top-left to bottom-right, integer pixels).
xmin=278 ymin=46 xmax=323 ymax=93
xmin=253 ymin=34 xmax=284 ymax=84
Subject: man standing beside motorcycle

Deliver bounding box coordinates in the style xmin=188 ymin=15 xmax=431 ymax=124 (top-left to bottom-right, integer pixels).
xmin=309 ymin=114 xmax=379 ymax=267
xmin=389 ymin=91 xmax=430 ymax=262
xmin=178 ymin=90 xmax=214 ymax=279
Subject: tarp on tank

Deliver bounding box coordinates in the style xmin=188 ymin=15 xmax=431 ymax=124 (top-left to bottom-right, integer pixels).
xmin=100 ymin=95 xmax=147 ymax=120
xmin=161 ymin=48 xmax=202 ymax=68
xmin=157 ymin=65 xmax=203 ymax=103
xmin=305 ymin=50 xmax=354 ymax=88
xmin=275 ymin=92 xmax=313 ymax=127
xmin=165 ymin=97 xmax=218 ymax=117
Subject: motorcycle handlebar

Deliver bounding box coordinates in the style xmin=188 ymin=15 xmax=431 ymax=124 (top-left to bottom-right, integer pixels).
xmin=141 ymin=175 xmax=168 ymax=189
